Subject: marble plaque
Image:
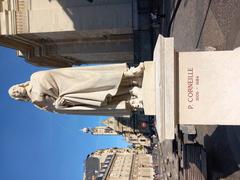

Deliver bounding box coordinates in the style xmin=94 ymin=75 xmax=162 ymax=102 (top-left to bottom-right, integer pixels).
xmin=179 ymin=49 xmax=240 ymax=125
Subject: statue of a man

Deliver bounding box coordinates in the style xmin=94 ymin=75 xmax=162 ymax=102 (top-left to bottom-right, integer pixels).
xmin=8 ymin=63 xmax=144 ymax=116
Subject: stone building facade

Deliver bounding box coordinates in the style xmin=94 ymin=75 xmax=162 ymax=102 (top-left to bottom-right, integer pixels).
xmin=82 ymin=116 xmax=154 ymax=148
xmin=0 ymin=0 xmax=153 ymax=67
xmin=84 ymin=148 xmax=154 ymax=180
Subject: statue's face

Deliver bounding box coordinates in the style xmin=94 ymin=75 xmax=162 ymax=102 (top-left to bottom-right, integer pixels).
xmin=11 ymin=86 xmax=26 ymax=96
xmin=8 ymin=84 xmax=28 ymax=101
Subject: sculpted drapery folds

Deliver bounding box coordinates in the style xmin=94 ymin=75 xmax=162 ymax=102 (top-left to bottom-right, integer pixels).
xmin=8 ymin=63 xmax=144 ymax=116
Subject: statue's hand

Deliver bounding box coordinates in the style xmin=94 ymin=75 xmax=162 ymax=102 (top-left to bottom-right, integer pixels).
xmin=124 ymin=63 xmax=145 ymax=77
xmin=33 ymin=94 xmax=55 ymax=112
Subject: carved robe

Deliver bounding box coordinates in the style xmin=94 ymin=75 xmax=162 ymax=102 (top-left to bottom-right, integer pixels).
xmin=26 ymin=64 xmax=131 ymax=116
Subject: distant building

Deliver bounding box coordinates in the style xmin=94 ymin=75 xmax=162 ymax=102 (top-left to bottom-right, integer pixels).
xmin=84 ymin=148 xmax=154 ymax=180
xmin=82 ymin=116 xmax=154 ymax=148
xmin=83 ymin=126 xmax=119 ymax=136
xmin=0 ymin=0 xmax=153 ymax=67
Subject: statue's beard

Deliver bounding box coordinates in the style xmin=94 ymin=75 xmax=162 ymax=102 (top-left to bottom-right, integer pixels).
xmin=13 ymin=94 xmax=31 ymax=102
xmin=18 ymin=89 xmax=31 ymax=102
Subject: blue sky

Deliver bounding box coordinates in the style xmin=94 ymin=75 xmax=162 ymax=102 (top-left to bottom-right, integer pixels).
xmin=0 ymin=47 xmax=128 ymax=180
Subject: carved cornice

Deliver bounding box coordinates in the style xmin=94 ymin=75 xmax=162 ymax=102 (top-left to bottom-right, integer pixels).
xmin=154 ymin=35 xmax=176 ymax=142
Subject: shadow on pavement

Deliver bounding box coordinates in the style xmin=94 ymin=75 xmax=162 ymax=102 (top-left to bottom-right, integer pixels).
xmin=204 ymin=126 xmax=240 ymax=179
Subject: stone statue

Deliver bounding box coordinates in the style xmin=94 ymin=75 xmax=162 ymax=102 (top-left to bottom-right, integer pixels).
xmin=8 ymin=63 xmax=144 ymax=116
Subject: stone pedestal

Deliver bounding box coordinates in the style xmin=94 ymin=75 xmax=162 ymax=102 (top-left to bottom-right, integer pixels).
xmin=142 ymin=35 xmax=240 ymax=142
xmin=143 ymin=35 xmax=176 ymax=142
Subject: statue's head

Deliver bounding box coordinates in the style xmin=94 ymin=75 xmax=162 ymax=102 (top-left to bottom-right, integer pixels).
xmin=8 ymin=82 xmax=30 ymax=102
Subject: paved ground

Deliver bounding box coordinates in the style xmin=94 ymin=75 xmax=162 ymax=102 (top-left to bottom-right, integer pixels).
xmin=170 ymin=0 xmax=240 ymax=179
xmin=151 ymin=135 xmax=179 ymax=180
